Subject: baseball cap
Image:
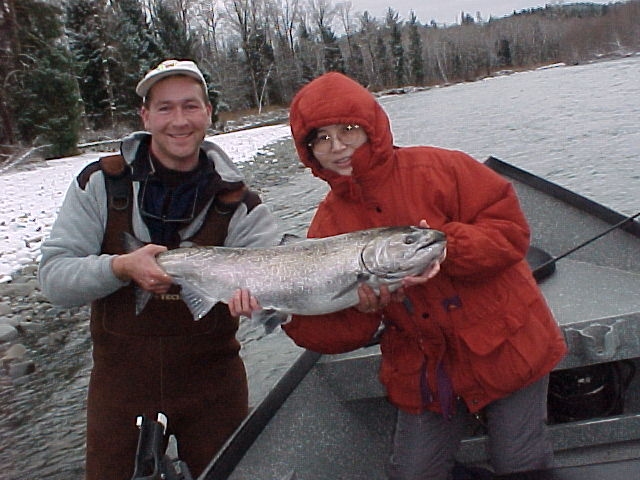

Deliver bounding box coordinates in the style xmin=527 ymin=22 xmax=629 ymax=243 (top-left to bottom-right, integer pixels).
xmin=136 ymin=59 xmax=208 ymax=98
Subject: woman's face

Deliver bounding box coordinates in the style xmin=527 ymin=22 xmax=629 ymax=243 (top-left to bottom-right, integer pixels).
xmin=308 ymin=123 xmax=368 ymax=176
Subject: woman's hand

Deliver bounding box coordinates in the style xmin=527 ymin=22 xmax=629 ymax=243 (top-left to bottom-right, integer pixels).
xmin=228 ymin=288 xmax=262 ymax=317
xmin=401 ymin=255 xmax=444 ymax=288
xmin=354 ymin=283 xmax=405 ymax=313
xmin=401 ymin=218 xmax=446 ymax=288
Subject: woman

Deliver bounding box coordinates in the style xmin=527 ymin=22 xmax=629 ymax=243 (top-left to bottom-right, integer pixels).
xmin=234 ymin=72 xmax=567 ymax=479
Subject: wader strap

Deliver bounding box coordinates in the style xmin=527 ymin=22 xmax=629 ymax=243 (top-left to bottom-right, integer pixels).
xmin=100 ymin=155 xmax=131 ymax=212
xmin=98 ymin=155 xmax=133 ymax=254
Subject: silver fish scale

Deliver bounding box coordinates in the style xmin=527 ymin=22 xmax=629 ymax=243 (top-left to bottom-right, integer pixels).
xmin=156 ymin=226 xmax=446 ymax=318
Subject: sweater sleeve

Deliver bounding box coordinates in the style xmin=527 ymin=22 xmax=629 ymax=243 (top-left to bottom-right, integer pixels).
xmin=38 ymin=172 xmax=128 ymax=307
xmin=224 ymin=202 xmax=282 ymax=248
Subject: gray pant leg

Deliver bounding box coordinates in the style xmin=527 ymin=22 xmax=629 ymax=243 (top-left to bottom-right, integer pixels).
xmin=485 ymin=374 xmax=554 ymax=474
xmin=387 ymin=401 xmax=466 ymax=480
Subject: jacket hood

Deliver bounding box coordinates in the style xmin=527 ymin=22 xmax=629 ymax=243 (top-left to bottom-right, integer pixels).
xmin=289 ymin=72 xmax=395 ymax=196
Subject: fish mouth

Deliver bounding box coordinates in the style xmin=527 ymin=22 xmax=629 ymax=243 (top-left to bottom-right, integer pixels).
xmin=417 ymin=240 xmax=442 ymax=251
xmin=416 ymin=232 xmax=446 ymax=252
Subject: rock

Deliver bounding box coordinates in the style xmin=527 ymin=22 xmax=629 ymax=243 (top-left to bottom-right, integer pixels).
xmin=0 ymin=315 xmax=20 ymax=328
xmin=2 ymin=343 xmax=26 ymax=364
xmin=0 ymin=302 xmax=11 ymax=316
xmin=19 ymin=264 xmax=39 ymax=277
xmin=0 ymin=282 xmax=36 ymax=298
xmin=0 ymin=324 xmax=18 ymax=342
xmin=46 ymin=331 xmax=66 ymax=346
xmin=9 ymin=360 xmax=36 ymax=378
xmin=17 ymin=321 xmax=44 ymax=334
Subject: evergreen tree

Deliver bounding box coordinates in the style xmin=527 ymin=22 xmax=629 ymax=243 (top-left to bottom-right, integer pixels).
xmin=108 ymin=0 xmax=163 ymax=125
xmin=375 ymin=33 xmax=391 ymax=88
xmin=0 ymin=0 xmax=21 ymax=144
xmin=66 ymin=0 xmax=113 ymax=129
xmin=346 ymin=37 xmax=367 ymax=85
xmin=320 ymin=25 xmax=345 ymax=73
xmin=407 ymin=12 xmax=425 ymax=85
xmin=10 ymin=0 xmax=81 ymax=157
xmin=496 ymin=38 xmax=512 ymax=66
xmin=18 ymin=50 xmax=81 ymax=157
xmin=386 ymin=8 xmax=405 ymax=87
xmin=295 ymin=21 xmax=318 ymax=82
xmin=152 ymin=0 xmax=196 ymax=59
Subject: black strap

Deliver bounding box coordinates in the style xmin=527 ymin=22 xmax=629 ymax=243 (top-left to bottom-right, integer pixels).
xmin=99 ymin=155 xmax=131 ymax=212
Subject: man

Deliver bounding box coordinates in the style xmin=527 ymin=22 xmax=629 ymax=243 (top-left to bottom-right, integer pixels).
xmin=39 ymin=59 xmax=280 ymax=479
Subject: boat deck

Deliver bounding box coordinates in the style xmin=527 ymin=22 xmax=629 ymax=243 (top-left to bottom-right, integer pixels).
xmin=221 ymin=348 xmax=640 ymax=479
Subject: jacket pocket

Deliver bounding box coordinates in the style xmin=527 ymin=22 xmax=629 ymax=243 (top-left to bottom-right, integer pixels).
xmin=458 ymin=312 xmax=540 ymax=394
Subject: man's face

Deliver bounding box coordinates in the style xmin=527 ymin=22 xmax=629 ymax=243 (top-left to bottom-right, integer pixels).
xmin=140 ymin=76 xmax=212 ymax=171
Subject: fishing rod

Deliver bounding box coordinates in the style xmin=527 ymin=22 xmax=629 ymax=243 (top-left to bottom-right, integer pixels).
xmin=532 ymin=210 xmax=640 ymax=277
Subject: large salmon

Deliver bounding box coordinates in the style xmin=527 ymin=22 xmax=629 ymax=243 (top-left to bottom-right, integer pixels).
xmin=127 ymin=226 xmax=446 ymax=325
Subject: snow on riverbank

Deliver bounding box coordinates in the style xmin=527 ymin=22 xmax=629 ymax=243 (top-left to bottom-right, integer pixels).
xmin=0 ymin=124 xmax=292 ymax=281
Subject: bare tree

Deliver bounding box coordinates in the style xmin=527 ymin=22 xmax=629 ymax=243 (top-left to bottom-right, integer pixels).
xmin=336 ymin=1 xmax=355 ymax=56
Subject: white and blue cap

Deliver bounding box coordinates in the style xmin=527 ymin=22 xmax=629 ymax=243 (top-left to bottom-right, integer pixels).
xmin=136 ymin=59 xmax=207 ymax=98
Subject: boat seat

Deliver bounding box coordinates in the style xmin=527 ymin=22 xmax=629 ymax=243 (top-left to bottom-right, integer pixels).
xmin=526 ymin=245 xmax=556 ymax=281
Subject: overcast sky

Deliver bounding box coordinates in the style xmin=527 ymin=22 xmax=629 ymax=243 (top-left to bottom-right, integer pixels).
xmin=344 ymin=1 xmax=615 ymax=24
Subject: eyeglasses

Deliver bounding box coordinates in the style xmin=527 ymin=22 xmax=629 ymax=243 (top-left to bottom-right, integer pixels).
xmin=139 ymin=176 xmax=199 ymax=223
xmin=308 ymin=124 xmax=364 ymax=155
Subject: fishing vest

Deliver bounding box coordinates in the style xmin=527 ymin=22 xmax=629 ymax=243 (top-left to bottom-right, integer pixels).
xmin=78 ymin=154 xmax=261 ymax=339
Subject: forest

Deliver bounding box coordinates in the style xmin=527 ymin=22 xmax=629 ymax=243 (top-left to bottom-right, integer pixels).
xmin=1 ymin=0 xmax=639 ymax=159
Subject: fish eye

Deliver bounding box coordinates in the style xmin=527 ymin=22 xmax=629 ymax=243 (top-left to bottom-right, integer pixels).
xmin=404 ymin=236 xmax=416 ymax=245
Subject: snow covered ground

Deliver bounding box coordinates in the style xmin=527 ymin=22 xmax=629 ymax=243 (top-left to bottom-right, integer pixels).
xmin=0 ymin=124 xmax=292 ymax=282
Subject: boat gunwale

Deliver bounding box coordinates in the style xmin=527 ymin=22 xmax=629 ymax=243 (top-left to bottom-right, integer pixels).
xmin=485 ymin=156 xmax=640 ymax=238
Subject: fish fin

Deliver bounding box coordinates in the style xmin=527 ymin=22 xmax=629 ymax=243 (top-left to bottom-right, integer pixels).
xmin=135 ymin=286 xmax=154 ymax=315
xmin=330 ymin=282 xmax=359 ymax=302
xmin=279 ymin=233 xmax=302 ymax=245
xmin=357 ymin=272 xmax=372 ymax=282
xmin=122 ymin=231 xmax=145 ymax=252
xmin=252 ymin=309 xmax=291 ymax=334
xmin=330 ymin=273 xmax=369 ymax=302
xmin=175 ymin=279 xmax=218 ymax=321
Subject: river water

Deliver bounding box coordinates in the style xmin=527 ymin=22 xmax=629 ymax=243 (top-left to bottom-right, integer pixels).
xmin=382 ymin=56 xmax=639 ymax=216
xmin=1 ymin=55 xmax=639 ymax=479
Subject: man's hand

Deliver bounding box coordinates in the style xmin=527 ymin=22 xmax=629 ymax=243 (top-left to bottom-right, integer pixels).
xmin=228 ymin=288 xmax=262 ymax=318
xmin=111 ymin=244 xmax=173 ymax=294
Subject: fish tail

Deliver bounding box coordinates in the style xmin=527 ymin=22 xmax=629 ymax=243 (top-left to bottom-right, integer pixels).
xmin=122 ymin=231 xmax=145 ymax=252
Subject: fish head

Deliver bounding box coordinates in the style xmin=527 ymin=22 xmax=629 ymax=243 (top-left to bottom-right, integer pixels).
xmin=360 ymin=226 xmax=447 ymax=281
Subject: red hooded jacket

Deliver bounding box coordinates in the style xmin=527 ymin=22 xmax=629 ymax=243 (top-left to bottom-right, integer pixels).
xmin=283 ymin=72 xmax=567 ymax=415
